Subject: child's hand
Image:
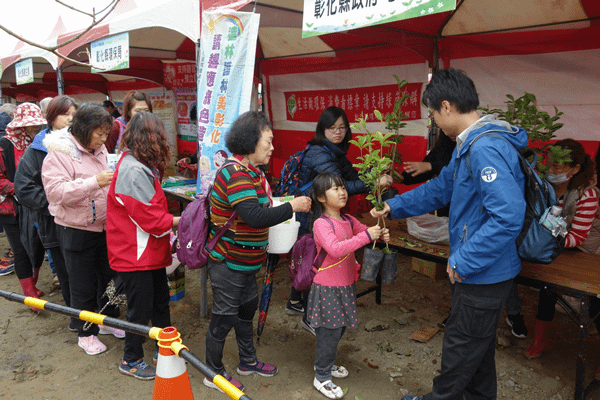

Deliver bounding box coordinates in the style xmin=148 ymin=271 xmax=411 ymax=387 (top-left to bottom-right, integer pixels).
xmin=382 ymin=228 xmax=390 ymax=243
xmin=367 ymin=225 xmax=383 ymax=241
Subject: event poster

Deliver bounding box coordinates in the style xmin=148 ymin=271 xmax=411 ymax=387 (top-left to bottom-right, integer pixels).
xmin=284 ymin=82 xmax=422 ymax=123
xmin=302 ymin=0 xmax=456 ymax=38
xmin=196 ymin=10 xmax=260 ymax=194
xmin=175 ymin=87 xmax=197 ymax=142
xmin=147 ymin=91 xmax=178 ymax=171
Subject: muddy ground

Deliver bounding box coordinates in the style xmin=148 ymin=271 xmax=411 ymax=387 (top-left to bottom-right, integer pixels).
xmin=0 ymin=232 xmax=597 ymax=400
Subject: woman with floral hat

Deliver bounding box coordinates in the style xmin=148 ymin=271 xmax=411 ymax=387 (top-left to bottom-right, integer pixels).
xmin=0 ymin=103 xmax=47 ymax=309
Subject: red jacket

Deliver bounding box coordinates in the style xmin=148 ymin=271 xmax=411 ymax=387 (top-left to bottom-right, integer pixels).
xmin=107 ymin=153 xmax=173 ymax=272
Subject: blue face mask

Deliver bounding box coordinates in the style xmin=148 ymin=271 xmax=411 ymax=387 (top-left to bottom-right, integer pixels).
xmin=547 ymin=168 xmax=573 ymax=185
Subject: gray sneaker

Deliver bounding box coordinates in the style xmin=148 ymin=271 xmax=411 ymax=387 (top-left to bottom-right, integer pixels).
xmin=301 ymin=317 xmax=316 ymax=336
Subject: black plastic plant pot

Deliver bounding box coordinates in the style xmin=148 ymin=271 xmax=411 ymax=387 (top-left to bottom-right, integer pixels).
xmin=381 ymin=188 xmax=399 ymax=202
xmin=361 ymin=247 xmax=384 ymax=281
xmin=381 ymin=251 xmax=398 ymax=284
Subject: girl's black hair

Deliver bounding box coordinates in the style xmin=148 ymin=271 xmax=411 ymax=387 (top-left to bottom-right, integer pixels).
xmin=310 ymin=171 xmax=346 ymax=225
xmin=308 ymin=106 xmax=352 ymax=152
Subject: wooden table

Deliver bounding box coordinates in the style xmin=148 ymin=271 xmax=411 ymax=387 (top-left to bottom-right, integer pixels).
xmin=356 ymin=213 xmax=600 ymax=400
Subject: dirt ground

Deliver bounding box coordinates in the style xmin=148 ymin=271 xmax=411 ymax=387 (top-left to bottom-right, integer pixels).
xmin=0 ymin=231 xmax=598 ymax=400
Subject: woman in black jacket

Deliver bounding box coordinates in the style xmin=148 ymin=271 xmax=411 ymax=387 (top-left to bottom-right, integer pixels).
xmin=14 ymin=96 xmax=77 ymax=318
xmin=287 ymin=106 xmax=392 ymax=331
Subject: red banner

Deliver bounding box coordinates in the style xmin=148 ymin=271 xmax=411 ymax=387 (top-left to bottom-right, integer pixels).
xmin=163 ymin=62 xmax=196 ymax=88
xmin=284 ymin=82 xmax=422 ymax=123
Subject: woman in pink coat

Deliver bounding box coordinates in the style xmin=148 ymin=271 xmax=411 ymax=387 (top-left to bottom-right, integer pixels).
xmin=42 ymin=104 xmax=125 ymax=356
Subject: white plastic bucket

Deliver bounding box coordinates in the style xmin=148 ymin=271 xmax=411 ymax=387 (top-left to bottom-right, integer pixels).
xmin=268 ymin=221 xmax=300 ymax=254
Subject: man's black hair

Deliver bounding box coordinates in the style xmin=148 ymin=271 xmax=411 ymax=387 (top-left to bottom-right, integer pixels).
xmin=422 ymin=69 xmax=479 ymax=114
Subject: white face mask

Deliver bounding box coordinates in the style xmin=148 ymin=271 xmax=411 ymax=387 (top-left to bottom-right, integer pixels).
xmin=547 ymin=168 xmax=573 ymax=185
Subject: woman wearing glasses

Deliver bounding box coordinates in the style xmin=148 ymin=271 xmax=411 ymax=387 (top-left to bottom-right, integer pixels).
xmin=286 ymin=106 xmax=392 ymax=333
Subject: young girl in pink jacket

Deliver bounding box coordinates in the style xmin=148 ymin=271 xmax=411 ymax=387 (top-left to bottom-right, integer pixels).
xmin=306 ymin=172 xmax=389 ymax=399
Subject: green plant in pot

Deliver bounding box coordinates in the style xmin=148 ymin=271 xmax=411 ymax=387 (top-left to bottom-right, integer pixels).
xmin=382 ymin=75 xmax=410 ymax=189
xmin=479 ymin=93 xmax=568 ymax=176
xmin=350 ymin=112 xmax=398 ymax=283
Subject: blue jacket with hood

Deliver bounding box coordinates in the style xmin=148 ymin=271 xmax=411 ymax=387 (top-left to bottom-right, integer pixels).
xmin=387 ymin=115 xmax=527 ymax=284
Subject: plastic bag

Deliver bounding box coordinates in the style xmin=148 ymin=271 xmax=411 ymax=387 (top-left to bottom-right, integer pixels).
xmin=407 ymin=214 xmax=450 ymax=245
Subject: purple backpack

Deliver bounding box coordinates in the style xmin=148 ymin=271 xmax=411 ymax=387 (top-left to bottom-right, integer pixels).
xmin=173 ymin=163 xmax=236 ymax=269
xmin=288 ymin=215 xmax=353 ymax=290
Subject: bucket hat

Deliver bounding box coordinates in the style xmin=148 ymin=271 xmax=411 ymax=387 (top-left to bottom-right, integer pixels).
xmin=6 ymin=103 xmax=46 ymax=150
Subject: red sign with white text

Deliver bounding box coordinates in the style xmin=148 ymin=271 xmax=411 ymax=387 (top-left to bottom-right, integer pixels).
xmin=163 ymin=62 xmax=195 ymax=88
xmin=284 ymin=83 xmax=422 ymax=123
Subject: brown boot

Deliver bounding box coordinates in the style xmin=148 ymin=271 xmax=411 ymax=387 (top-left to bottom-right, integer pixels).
xmin=524 ymin=319 xmax=551 ymax=359
xmin=32 ymin=268 xmax=44 ymax=297
xmin=19 ymin=277 xmax=41 ymax=311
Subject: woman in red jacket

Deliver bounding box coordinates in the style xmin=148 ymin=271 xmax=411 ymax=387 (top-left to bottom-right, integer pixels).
xmin=107 ymin=112 xmax=180 ymax=380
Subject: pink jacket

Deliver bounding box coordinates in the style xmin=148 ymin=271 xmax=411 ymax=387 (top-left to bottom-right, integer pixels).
xmin=312 ymin=215 xmax=372 ymax=287
xmin=41 ymin=128 xmax=109 ymax=232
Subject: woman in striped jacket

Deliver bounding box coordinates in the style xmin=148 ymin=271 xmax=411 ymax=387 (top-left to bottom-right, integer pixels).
xmin=203 ymin=111 xmax=312 ymax=392
xmin=526 ymin=138 xmax=599 ymax=359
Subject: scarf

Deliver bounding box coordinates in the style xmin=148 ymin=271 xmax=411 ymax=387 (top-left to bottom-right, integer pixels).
xmin=6 ymin=127 xmax=33 ymax=151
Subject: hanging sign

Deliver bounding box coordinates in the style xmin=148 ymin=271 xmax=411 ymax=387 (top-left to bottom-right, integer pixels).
xmin=163 ymin=62 xmax=196 ymax=88
xmin=284 ymin=82 xmax=422 ymax=123
xmin=15 ymin=59 xmax=33 ymax=85
xmin=196 ymin=10 xmax=260 ymax=194
xmin=90 ymin=32 xmax=130 ymax=73
xmin=302 ymin=0 xmax=456 ymax=38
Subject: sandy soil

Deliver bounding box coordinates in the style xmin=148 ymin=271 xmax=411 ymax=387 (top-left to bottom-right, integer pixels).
xmin=0 ymin=232 xmax=597 ymax=400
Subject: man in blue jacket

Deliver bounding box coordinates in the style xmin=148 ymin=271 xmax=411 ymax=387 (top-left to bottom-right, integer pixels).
xmin=371 ymin=69 xmax=527 ymax=400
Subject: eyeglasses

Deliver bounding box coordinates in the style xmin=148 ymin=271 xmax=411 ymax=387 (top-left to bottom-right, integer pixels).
xmin=326 ymin=126 xmax=348 ymax=133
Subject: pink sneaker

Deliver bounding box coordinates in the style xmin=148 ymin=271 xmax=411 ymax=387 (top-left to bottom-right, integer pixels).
xmin=98 ymin=325 xmax=126 ymax=339
xmin=78 ymin=335 xmax=107 ymax=355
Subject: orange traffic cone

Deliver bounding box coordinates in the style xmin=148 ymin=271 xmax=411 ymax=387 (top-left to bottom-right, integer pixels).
xmin=152 ymin=327 xmax=194 ymax=400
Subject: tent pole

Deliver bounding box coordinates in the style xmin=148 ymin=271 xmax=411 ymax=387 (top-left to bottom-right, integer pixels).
xmin=56 ymin=68 xmax=64 ymax=96
xmin=433 ymin=37 xmax=439 ymax=73
xmin=195 ymin=36 xmax=208 ymax=318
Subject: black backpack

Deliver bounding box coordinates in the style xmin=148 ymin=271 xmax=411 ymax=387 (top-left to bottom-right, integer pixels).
xmin=273 ymin=145 xmax=333 ymax=197
xmin=465 ymin=131 xmax=565 ymax=264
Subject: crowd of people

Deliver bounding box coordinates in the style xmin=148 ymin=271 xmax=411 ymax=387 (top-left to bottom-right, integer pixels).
xmin=0 ymin=93 xmax=177 ymax=381
xmin=0 ymin=68 xmax=599 ymax=399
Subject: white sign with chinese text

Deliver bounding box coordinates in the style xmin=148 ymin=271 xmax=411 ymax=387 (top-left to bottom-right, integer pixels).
xmin=90 ymin=32 xmax=130 ymax=73
xmin=15 ymin=59 xmax=33 ymax=85
xmin=302 ymin=0 xmax=456 ymax=38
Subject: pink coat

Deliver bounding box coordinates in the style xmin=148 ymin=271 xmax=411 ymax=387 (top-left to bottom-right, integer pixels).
xmin=41 ymin=128 xmax=109 ymax=232
xmin=312 ymin=215 xmax=372 ymax=287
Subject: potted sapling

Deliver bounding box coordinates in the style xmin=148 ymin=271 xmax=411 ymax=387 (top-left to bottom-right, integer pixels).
xmin=381 ymin=76 xmax=410 ymax=201
xmin=350 ymin=112 xmax=398 ymax=283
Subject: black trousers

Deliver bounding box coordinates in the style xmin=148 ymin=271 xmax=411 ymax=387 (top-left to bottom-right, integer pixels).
xmin=205 ymin=259 xmax=258 ymax=374
xmin=57 ymin=225 xmax=118 ymax=337
xmin=3 ymin=222 xmax=44 ymax=279
xmin=423 ymin=279 xmax=513 ymax=400
xmin=120 ymin=268 xmax=171 ymax=363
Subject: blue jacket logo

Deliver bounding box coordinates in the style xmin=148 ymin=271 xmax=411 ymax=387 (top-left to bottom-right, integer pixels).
xmin=481 ymin=167 xmax=497 ymax=183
